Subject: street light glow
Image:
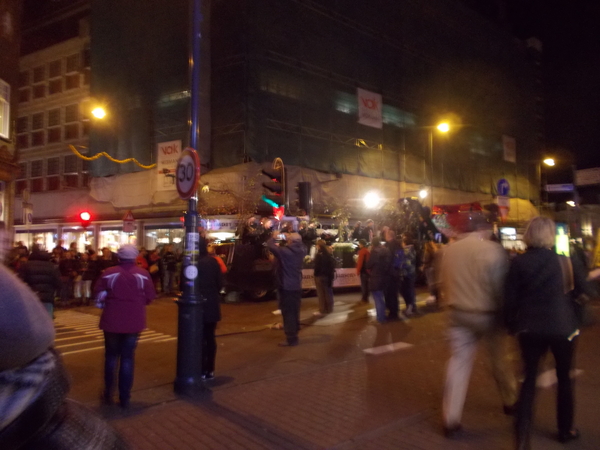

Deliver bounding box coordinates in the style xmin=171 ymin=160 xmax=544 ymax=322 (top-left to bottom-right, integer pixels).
xmin=91 ymin=107 xmax=106 ymax=119
xmin=543 ymin=158 xmax=555 ymax=167
xmin=419 ymin=189 xmax=428 ymax=199
xmin=363 ymin=191 xmax=381 ymax=209
xmin=437 ymin=122 xmax=450 ymax=133
xmin=566 ymin=200 xmax=576 ymax=207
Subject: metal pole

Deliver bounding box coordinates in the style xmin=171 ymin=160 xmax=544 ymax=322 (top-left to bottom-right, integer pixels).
xmin=429 ymin=129 xmax=434 ymax=209
xmin=174 ymin=0 xmax=205 ymax=396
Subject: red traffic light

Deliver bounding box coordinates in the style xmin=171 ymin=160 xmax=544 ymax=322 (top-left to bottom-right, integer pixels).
xmin=79 ymin=211 xmax=91 ymax=221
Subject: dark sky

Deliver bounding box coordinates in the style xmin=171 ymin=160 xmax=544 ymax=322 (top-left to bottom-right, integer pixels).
xmin=506 ymin=0 xmax=600 ymax=170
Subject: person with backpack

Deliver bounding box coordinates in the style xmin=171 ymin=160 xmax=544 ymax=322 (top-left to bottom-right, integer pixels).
xmin=313 ymin=240 xmax=336 ymax=316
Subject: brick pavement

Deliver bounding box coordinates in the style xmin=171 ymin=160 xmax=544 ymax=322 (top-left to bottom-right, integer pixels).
xmin=96 ymin=301 xmax=600 ymax=450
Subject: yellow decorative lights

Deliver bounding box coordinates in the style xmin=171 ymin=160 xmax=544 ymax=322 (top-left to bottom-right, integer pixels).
xmin=69 ymin=145 xmax=157 ymax=170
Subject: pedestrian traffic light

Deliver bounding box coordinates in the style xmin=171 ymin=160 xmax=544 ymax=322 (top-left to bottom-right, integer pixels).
xmin=79 ymin=211 xmax=92 ymax=228
xmin=297 ymin=181 xmax=312 ymax=214
xmin=261 ymin=158 xmax=287 ymax=210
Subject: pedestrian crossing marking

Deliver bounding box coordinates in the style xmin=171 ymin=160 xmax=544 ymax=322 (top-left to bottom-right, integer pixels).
xmin=53 ymin=310 xmax=176 ymax=356
xmin=363 ymin=341 xmax=414 ymax=355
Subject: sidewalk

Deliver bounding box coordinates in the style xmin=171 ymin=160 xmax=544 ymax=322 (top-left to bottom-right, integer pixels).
xmin=86 ymin=299 xmax=600 ymax=450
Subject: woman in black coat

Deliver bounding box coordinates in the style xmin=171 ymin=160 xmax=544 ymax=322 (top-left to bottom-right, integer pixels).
xmin=195 ymin=241 xmax=223 ymax=381
xmin=366 ymin=237 xmax=390 ymax=323
xmin=505 ymin=217 xmax=589 ymax=449
xmin=313 ymin=240 xmax=336 ymax=315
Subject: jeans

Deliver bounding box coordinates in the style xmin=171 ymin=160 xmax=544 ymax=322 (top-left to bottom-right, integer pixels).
xmin=163 ymin=271 xmax=175 ymax=293
xmin=103 ymin=332 xmax=140 ymax=403
xmin=371 ymin=291 xmax=387 ymax=323
xmin=203 ymin=322 xmax=218 ymax=374
xmin=359 ymin=272 xmax=369 ymax=302
xmin=399 ymin=273 xmax=417 ymax=311
xmin=74 ymin=279 xmax=92 ymax=299
xmin=516 ymin=333 xmax=576 ymax=448
xmin=443 ymin=310 xmax=517 ymax=427
xmin=279 ymin=289 xmax=302 ymax=344
xmin=315 ymin=276 xmax=334 ymax=314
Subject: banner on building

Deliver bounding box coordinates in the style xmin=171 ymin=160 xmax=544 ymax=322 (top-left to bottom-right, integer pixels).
xmin=156 ymin=140 xmax=181 ymax=191
xmin=502 ymin=135 xmax=516 ymax=163
xmin=357 ymin=88 xmax=383 ymax=129
xmin=575 ymin=167 xmax=600 ymax=186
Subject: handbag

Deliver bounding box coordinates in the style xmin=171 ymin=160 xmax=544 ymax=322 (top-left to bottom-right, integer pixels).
xmin=149 ymin=264 xmax=159 ymax=274
xmin=558 ymin=255 xmax=595 ymax=327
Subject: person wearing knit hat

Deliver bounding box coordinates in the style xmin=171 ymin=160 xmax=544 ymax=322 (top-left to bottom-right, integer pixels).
xmin=94 ymin=245 xmax=156 ymax=408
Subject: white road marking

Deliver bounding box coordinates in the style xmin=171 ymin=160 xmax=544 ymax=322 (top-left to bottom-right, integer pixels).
xmin=536 ymin=368 xmax=583 ymax=388
xmin=363 ymin=342 xmax=414 ymax=355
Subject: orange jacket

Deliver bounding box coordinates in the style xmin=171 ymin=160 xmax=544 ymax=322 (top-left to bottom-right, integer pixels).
xmin=356 ymin=247 xmax=370 ymax=275
xmin=212 ymin=255 xmax=227 ymax=273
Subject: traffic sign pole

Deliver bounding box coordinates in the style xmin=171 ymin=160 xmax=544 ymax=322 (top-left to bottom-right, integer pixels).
xmin=174 ymin=0 xmax=205 ymax=397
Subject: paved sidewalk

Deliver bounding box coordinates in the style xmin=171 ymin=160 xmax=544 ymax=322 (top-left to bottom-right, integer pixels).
xmin=83 ymin=299 xmax=600 ymax=449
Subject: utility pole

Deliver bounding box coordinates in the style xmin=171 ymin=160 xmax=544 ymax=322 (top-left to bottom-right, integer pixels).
xmin=174 ymin=0 xmax=205 ymax=396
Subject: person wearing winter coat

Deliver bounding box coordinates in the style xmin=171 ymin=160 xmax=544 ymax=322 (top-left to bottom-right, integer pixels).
xmin=505 ymin=217 xmax=590 ymax=449
xmin=313 ymin=240 xmax=336 ymax=316
xmin=19 ymin=245 xmax=61 ymax=317
xmin=195 ymin=239 xmax=224 ymax=380
xmin=366 ymin=237 xmax=391 ymax=323
xmin=355 ymin=239 xmax=370 ymax=303
xmin=94 ymin=245 xmax=156 ymax=408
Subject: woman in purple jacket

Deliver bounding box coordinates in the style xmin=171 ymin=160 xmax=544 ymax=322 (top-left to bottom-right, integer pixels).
xmin=94 ymin=245 xmax=156 ymax=408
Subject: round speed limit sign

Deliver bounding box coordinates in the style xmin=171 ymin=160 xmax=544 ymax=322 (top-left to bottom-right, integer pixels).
xmin=176 ymin=148 xmax=201 ymax=200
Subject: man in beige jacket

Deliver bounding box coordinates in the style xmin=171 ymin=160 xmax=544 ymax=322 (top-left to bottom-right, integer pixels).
xmin=440 ymin=217 xmax=517 ymax=438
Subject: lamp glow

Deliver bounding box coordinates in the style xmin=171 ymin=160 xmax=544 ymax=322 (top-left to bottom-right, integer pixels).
xmin=363 ymin=191 xmax=381 ymax=209
xmin=419 ymin=189 xmax=428 ymax=199
xmin=437 ymin=122 xmax=450 ymax=133
xmin=566 ymin=200 xmax=576 ymax=207
xmin=91 ymin=107 xmax=106 ymax=119
xmin=543 ymin=158 xmax=555 ymax=167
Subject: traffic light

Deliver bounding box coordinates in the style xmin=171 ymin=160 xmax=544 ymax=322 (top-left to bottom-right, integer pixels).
xmin=79 ymin=211 xmax=92 ymax=228
xmin=261 ymin=159 xmax=287 ymax=210
xmin=297 ymin=181 xmax=312 ymax=214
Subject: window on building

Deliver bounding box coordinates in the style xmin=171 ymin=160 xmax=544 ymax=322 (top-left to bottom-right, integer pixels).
xmin=31 ymin=131 xmax=44 ymax=146
xmin=82 ymin=158 xmax=89 ymax=187
xmin=48 ymin=108 xmax=60 ymax=127
xmin=17 ymin=116 xmax=28 ymax=133
xmin=82 ymin=120 xmax=90 ymax=136
xmin=18 ymin=71 xmax=29 ymax=88
xmin=0 ymin=79 xmax=9 ymax=139
xmin=16 ymin=163 xmax=28 ymax=195
xmin=47 ymin=157 xmax=60 ymax=190
xmin=17 ymin=134 xmax=29 ymax=149
xmin=64 ymin=123 xmax=79 ymax=140
xmin=47 ymin=127 xmax=61 ymax=143
xmin=18 ymin=89 xmax=30 ymax=103
xmin=31 ymin=178 xmax=44 ymax=193
xmin=65 ymin=104 xmax=78 ymax=122
xmin=83 ymin=68 xmax=91 ymax=86
xmin=49 ymin=60 xmax=62 ymax=78
xmin=16 ymin=180 xmax=28 ymax=196
xmin=47 ymin=157 xmax=59 ymax=176
xmin=66 ymin=54 xmax=79 ymax=73
xmin=82 ymin=47 xmax=91 ymax=68
xmin=33 ymin=66 xmax=45 ymax=83
xmin=18 ymin=162 xmax=27 ymax=179
xmin=32 ymin=113 xmax=43 ymax=130
xmin=30 ymin=160 xmax=44 ymax=193
xmin=64 ymin=154 xmax=78 ymax=173
xmin=65 ymin=74 xmax=80 ymax=90
xmin=33 ymin=84 xmax=45 ymax=99
xmin=49 ymin=79 xmax=62 ymax=95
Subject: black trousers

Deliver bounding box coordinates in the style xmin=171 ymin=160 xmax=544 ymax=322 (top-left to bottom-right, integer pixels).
xmin=359 ymin=272 xmax=369 ymax=301
xmin=516 ymin=333 xmax=577 ymax=447
xmin=279 ymin=289 xmax=302 ymax=343
xmin=202 ymin=322 xmax=218 ymax=374
xmin=383 ymin=275 xmax=399 ymax=318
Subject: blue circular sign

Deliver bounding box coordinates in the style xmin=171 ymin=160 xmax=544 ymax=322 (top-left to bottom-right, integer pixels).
xmin=497 ymin=178 xmax=510 ymax=196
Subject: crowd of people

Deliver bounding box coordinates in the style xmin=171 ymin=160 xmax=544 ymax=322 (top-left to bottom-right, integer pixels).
xmin=5 ymin=240 xmax=186 ymax=315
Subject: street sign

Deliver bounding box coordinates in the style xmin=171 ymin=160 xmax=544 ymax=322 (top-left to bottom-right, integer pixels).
xmin=176 ymin=147 xmax=201 ymax=200
xmin=545 ymin=183 xmax=574 ymax=193
xmin=575 ymin=167 xmax=600 ymax=186
xmin=497 ymin=179 xmax=510 ymax=196
xmin=123 ymin=210 xmax=135 ymax=233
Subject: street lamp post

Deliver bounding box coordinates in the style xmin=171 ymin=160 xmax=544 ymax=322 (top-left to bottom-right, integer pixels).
xmin=428 ymin=122 xmax=450 ymax=209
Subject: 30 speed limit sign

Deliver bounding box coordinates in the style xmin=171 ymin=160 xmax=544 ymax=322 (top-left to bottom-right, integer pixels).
xmin=176 ymin=148 xmax=201 ymax=200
